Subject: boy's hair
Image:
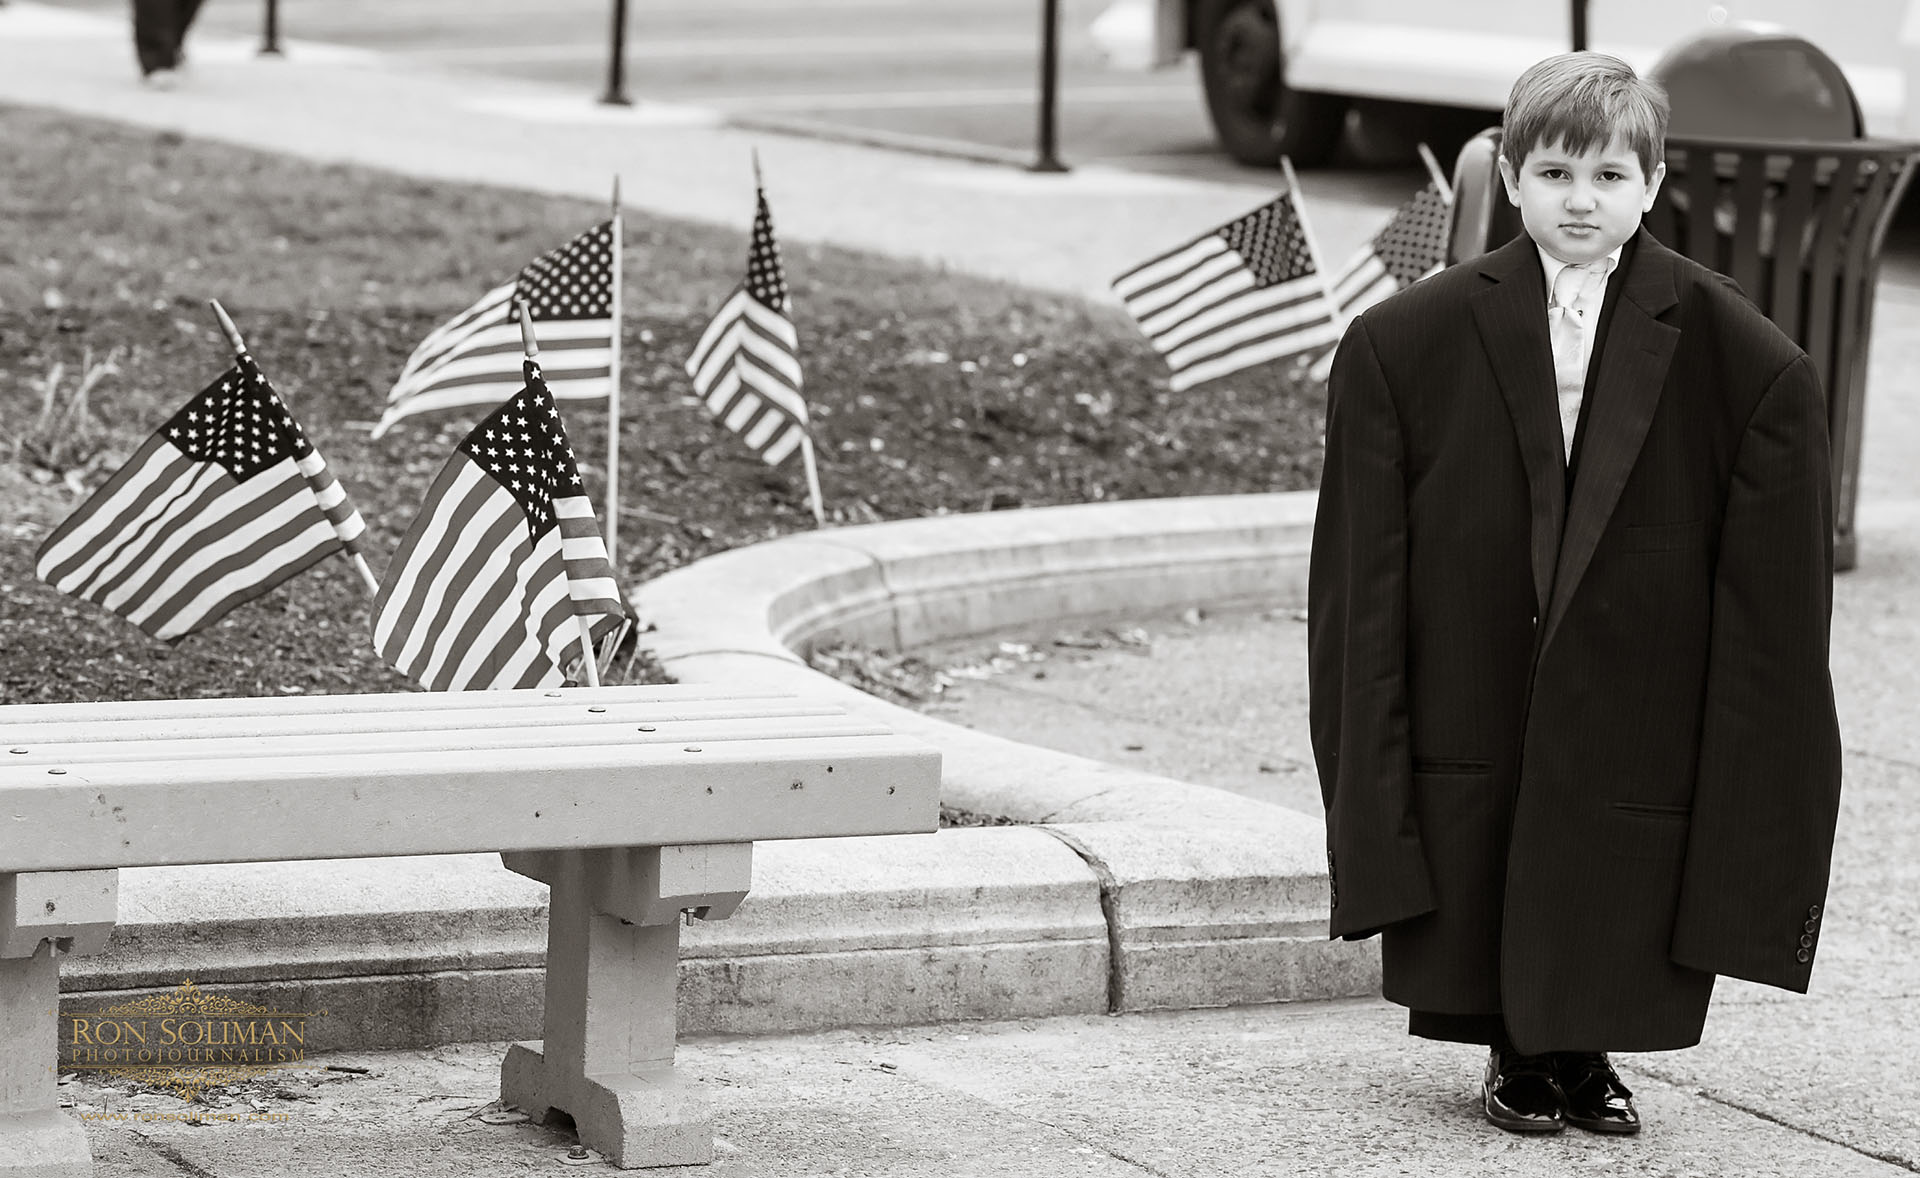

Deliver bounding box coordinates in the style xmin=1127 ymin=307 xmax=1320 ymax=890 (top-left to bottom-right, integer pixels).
xmin=1502 ymin=51 xmax=1670 ymax=175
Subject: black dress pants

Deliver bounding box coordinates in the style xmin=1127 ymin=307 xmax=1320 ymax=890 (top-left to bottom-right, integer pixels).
xmin=1409 ymin=1010 xmax=1509 ymax=1047
xmin=132 ymin=0 xmax=205 ymax=75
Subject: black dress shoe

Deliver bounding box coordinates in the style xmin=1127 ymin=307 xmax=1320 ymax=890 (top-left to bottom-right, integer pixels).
xmin=1555 ymin=1052 xmax=1640 ymax=1134
xmin=1483 ymin=1047 xmax=1566 ymax=1133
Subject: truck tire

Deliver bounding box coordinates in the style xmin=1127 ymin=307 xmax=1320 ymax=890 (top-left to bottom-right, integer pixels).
xmin=1196 ymin=0 xmax=1346 ymax=168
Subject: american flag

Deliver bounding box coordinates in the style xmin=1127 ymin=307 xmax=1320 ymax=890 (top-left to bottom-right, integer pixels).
xmin=684 ymin=187 xmax=809 ymax=467
xmin=373 ymin=360 xmax=626 ymax=692
xmin=1328 ymin=179 xmax=1451 ymax=319
xmin=1112 ymin=187 xmax=1340 ymax=392
xmin=371 ymin=221 xmax=615 ymax=439
xmin=34 ymin=358 xmax=367 ymax=643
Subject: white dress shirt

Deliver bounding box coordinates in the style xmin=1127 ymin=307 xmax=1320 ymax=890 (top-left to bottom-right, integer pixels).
xmin=1539 ymin=244 xmax=1623 ymax=461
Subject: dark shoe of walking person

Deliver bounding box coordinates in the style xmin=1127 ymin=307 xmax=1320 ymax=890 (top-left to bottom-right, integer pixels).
xmin=1483 ymin=1046 xmax=1566 ymax=1133
xmin=130 ymin=0 xmax=204 ymax=82
xmin=1555 ymin=1052 xmax=1640 ymax=1134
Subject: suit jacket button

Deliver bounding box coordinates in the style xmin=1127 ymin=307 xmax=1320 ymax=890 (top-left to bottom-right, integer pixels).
xmin=1799 ymin=933 xmax=1815 ymax=948
xmin=1804 ymin=919 xmax=1819 ymax=933
xmin=1796 ymin=948 xmax=1812 ymax=963
xmin=1808 ymin=904 xmax=1822 ymax=919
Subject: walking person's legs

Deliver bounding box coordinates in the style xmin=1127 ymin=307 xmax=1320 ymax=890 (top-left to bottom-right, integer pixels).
xmin=131 ymin=0 xmax=179 ymax=77
xmin=173 ymin=0 xmax=207 ymax=64
xmin=130 ymin=0 xmax=199 ymax=84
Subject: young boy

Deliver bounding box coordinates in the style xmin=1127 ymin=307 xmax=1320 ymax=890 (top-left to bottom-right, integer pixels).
xmin=1307 ymin=52 xmax=1842 ymax=1136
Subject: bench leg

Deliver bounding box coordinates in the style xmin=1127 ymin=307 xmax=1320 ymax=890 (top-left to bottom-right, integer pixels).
xmin=0 ymin=945 xmax=91 ymax=1178
xmin=501 ymin=846 xmax=750 ymax=1169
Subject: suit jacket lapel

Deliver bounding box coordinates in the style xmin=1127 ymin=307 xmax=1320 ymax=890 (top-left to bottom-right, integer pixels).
xmin=1470 ymin=235 xmax=1565 ymax=619
xmin=1540 ymin=229 xmax=1682 ymax=650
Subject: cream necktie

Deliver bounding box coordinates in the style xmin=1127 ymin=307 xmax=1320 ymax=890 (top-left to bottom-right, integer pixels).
xmin=1550 ymin=262 xmax=1604 ymax=461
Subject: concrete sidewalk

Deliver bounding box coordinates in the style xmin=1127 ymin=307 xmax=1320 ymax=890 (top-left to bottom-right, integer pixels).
xmin=0 ymin=1 xmax=1400 ymax=302
xmin=74 ymin=998 xmax=1914 ymax=1178
xmin=6 ymin=2 xmax=1920 ymax=1173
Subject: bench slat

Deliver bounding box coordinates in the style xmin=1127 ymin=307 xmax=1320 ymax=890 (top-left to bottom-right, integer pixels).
xmin=0 ymin=733 xmax=941 ymax=871
xmin=0 ymin=713 xmax=890 ymax=765
xmin=0 ymin=684 xmax=788 ymax=724
xmin=3 ymin=697 xmax=848 ymax=747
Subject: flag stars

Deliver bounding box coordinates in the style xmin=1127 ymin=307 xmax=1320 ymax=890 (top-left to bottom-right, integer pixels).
xmin=163 ymin=363 xmax=310 ymax=478
xmin=457 ymin=367 xmax=600 ymax=543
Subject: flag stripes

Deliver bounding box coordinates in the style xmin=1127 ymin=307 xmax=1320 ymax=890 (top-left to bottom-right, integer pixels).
xmin=1309 ymin=178 xmax=1453 ymax=382
xmin=34 ymin=361 xmax=363 ymax=643
xmin=1328 ymin=181 xmax=1451 ymax=319
xmin=686 ymin=187 xmax=810 ymax=467
xmin=1329 ymin=252 xmax=1400 ymax=316
xmin=373 ymin=222 xmax=616 ymax=439
xmin=373 ymin=462 xmax=589 ymax=690
xmin=1112 ymin=190 xmax=1340 ymax=391
xmin=373 ymin=362 xmax=625 ymax=692
xmin=553 ymin=497 xmax=622 ymax=612
xmin=299 ymin=451 xmax=366 ymax=551
xmin=686 ymin=286 xmax=809 ymax=467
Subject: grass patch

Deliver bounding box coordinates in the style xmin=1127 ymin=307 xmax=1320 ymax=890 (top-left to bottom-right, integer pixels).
xmin=0 ymin=104 xmax=1326 ymax=707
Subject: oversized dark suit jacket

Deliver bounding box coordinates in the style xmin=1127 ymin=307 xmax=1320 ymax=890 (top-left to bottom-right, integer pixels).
xmin=1307 ymin=228 xmax=1843 ymax=1053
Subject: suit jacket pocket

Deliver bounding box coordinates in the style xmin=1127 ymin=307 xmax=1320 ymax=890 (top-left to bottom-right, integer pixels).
xmin=1608 ymin=802 xmax=1691 ymax=862
xmin=1622 ymin=519 xmax=1706 ymax=553
xmin=1411 ymin=757 xmax=1494 ymax=775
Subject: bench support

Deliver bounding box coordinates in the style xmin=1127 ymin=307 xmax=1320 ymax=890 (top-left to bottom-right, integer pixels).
xmin=500 ymin=845 xmax=751 ymax=1169
xmin=0 ymin=871 xmax=119 ymax=1178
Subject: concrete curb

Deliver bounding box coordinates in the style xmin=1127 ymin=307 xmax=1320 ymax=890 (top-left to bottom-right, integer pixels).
xmin=637 ymin=492 xmax=1377 ymax=1016
xmin=63 ymin=494 xmax=1377 ymax=1046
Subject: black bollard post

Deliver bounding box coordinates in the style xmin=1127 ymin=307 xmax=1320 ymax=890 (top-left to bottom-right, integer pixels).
xmin=1571 ymin=0 xmax=1588 ymax=51
xmin=601 ymin=0 xmax=632 ymax=106
xmin=259 ymin=0 xmax=282 ymax=56
xmin=1031 ymin=0 xmax=1068 ymax=172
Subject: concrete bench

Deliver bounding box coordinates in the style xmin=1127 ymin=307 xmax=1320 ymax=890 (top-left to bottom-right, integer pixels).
xmin=0 ymin=685 xmax=942 ymax=1174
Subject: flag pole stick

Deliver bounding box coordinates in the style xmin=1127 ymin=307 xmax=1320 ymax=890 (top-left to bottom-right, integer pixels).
xmin=515 ymin=297 xmax=540 ymax=362
xmin=347 ymin=553 xmax=380 ymax=597
xmin=212 ymin=299 xmax=379 ymax=596
xmin=1279 ymin=156 xmax=1341 ymax=312
xmin=208 ymin=299 xmax=249 ymax=357
xmin=1416 ymin=142 xmax=1454 ymax=205
xmin=518 ymin=297 xmax=603 ymax=689
xmin=606 ymin=177 xmax=623 ymax=570
xmin=799 ymin=433 xmax=826 ymax=527
xmin=1280 ymin=155 xmax=1346 ymax=389
xmin=753 ymin=152 xmax=824 ymax=527
xmin=573 ymin=616 xmax=604 ymax=687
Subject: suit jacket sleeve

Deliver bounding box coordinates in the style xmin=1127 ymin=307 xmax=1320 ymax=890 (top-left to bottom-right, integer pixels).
xmin=1308 ymin=316 xmax=1437 ymax=940
xmin=1671 ymin=353 xmax=1843 ymax=991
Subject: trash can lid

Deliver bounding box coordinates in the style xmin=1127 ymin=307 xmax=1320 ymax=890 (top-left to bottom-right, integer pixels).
xmin=1649 ymin=24 xmax=1861 ymax=140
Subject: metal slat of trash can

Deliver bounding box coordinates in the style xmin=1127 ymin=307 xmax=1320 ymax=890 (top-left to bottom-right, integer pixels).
xmin=1648 ymin=26 xmax=1919 ymax=572
xmin=1444 ymin=127 xmax=1520 ymax=268
xmin=1648 ymin=136 xmax=1919 ymax=572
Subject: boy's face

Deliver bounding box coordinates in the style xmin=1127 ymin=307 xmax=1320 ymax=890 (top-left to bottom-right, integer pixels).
xmin=1498 ymin=134 xmax=1666 ymax=265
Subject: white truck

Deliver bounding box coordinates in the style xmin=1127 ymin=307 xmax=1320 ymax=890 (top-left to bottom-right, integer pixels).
xmin=1096 ymin=0 xmax=1920 ymax=165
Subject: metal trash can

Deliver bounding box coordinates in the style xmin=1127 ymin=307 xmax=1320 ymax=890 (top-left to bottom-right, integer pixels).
xmin=1444 ymin=127 xmax=1521 ymax=270
xmin=1647 ymin=27 xmax=1919 ymax=571
xmin=1443 ymin=29 xmax=1920 ymax=570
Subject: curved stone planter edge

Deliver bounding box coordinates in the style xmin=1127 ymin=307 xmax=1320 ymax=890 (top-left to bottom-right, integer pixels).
xmin=635 ymin=491 xmax=1380 ymax=1014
